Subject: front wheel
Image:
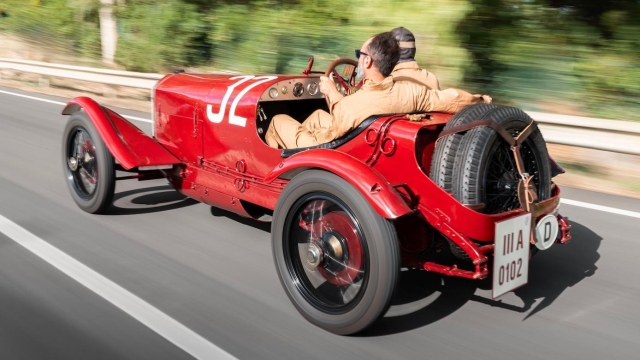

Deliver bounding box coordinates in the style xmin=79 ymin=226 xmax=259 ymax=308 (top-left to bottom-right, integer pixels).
xmin=62 ymin=111 xmax=115 ymax=214
xmin=272 ymin=170 xmax=400 ymax=335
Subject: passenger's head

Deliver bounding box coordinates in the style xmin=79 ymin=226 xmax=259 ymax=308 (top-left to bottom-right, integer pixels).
xmin=357 ymin=32 xmax=400 ymax=79
xmin=390 ymin=27 xmax=416 ymax=63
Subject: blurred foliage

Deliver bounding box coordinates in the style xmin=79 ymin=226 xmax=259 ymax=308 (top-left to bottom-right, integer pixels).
xmin=0 ymin=0 xmax=639 ymax=119
xmin=0 ymin=0 xmax=101 ymax=58
xmin=456 ymin=0 xmax=640 ymax=118
xmin=114 ymin=0 xmax=211 ymax=71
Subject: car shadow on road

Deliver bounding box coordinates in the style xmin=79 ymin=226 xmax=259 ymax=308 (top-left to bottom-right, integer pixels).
xmin=360 ymin=220 xmax=601 ymax=336
xmin=105 ymin=185 xmax=199 ymax=215
xmin=209 ymin=207 xmax=272 ymax=233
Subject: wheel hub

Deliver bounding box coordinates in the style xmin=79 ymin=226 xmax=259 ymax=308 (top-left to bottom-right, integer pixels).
xmin=326 ymin=234 xmax=343 ymax=259
xmin=304 ymin=243 xmax=324 ymax=271
xmin=68 ymin=150 xmax=94 ymax=173
xmin=285 ymin=194 xmax=369 ymax=312
xmin=321 ymin=231 xmax=349 ymax=274
xmin=83 ymin=151 xmax=93 ymax=164
xmin=495 ymin=172 xmax=517 ymax=192
xmin=68 ymin=157 xmax=78 ymax=171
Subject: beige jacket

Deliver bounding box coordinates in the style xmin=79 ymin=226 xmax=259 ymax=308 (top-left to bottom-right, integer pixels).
xmin=316 ymin=77 xmax=486 ymax=144
xmin=391 ymin=61 xmax=440 ymax=90
xmin=266 ymin=76 xmax=488 ymax=148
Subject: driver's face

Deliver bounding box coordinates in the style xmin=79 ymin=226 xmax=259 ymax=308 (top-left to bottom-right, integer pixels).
xmin=358 ymin=38 xmax=373 ymax=78
xmin=356 ymin=49 xmax=366 ymax=78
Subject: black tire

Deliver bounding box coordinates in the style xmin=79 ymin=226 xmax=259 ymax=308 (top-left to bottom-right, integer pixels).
xmin=429 ymin=103 xmax=498 ymax=192
xmin=272 ymin=170 xmax=400 ymax=335
xmin=452 ymin=106 xmax=551 ymax=214
xmin=62 ymin=111 xmax=115 ymax=214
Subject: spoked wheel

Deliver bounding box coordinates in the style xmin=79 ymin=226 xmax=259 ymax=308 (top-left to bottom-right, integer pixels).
xmin=62 ymin=111 xmax=115 ymax=214
xmin=286 ymin=197 xmax=367 ymax=311
xmin=452 ymin=106 xmax=551 ymax=214
xmin=482 ymin=132 xmax=544 ymax=214
xmin=272 ymin=170 xmax=399 ymax=335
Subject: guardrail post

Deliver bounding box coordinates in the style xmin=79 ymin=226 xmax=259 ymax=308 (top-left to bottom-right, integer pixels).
xmin=99 ymin=0 xmax=117 ymax=65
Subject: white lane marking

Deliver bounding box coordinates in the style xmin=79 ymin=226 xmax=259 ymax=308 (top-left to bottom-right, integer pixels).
xmin=0 ymin=215 xmax=238 ymax=360
xmin=0 ymin=89 xmax=65 ymax=105
xmin=562 ymin=199 xmax=640 ymax=219
xmin=0 ymin=89 xmax=152 ymax=123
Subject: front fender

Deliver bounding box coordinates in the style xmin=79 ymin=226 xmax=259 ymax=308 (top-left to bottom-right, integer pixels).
xmin=62 ymin=97 xmax=180 ymax=170
xmin=265 ymin=149 xmax=412 ymax=219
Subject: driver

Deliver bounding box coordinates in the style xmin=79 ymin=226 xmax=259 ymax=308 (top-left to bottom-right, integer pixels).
xmin=265 ymin=31 xmax=491 ymax=149
xmin=390 ymin=27 xmax=440 ymax=90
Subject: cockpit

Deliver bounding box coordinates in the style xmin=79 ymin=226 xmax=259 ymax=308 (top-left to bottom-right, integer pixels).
xmin=256 ymin=57 xmax=359 ymax=146
xmin=256 ymin=77 xmax=328 ymax=143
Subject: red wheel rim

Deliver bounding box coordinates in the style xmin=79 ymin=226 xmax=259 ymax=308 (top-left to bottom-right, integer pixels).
xmin=66 ymin=127 xmax=98 ymax=199
xmin=311 ymin=211 xmax=363 ymax=286
xmin=284 ymin=194 xmax=369 ymax=312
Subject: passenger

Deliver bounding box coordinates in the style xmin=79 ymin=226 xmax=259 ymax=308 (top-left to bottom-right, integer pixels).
xmin=390 ymin=26 xmax=440 ymax=89
xmin=265 ymin=31 xmax=491 ymax=149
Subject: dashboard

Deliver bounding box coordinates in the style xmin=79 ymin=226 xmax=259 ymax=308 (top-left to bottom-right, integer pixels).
xmin=259 ymin=77 xmax=325 ymax=102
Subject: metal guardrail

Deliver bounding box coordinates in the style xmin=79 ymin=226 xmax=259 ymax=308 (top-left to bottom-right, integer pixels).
xmin=1 ymin=58 xmax=639 ymax=155
xmin=527 ymin=111 xmax=640 ymax=156
xmin=0 ymin=57 xmax=163 ymax=89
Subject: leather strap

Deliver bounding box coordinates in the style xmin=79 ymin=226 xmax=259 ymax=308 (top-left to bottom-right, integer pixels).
xmin=515 ymin=119 xmax=538 ymax=144
xmin=436 ymin=117 xmax=538 ymax=148
xmin=437 ymin=119 xmax=516 ymax=146
xmin=517 ymin=176 xmax=538 ymax=212
xmin=512 ymin=144 xmax=527 ymax=176
xmin=398 ymin=41 xmax=416 ymax=48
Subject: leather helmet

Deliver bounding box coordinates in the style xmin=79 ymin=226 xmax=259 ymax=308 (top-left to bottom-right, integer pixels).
xmin=390 ymin=27 xmax=416 ymax=63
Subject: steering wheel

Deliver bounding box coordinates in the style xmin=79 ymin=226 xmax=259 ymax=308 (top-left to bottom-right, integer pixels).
xmin=324 ymin=58 xmax=361 ymax=98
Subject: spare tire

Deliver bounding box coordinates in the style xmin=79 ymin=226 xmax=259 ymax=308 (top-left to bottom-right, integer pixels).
xmin=452 ymin=106 xmax=551 ymax=214
xmin=429 ymin=104 xmax=498 ymax=193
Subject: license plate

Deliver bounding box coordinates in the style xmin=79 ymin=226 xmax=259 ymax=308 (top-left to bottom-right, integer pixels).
xmin=492 ymin=213 xmax=531 ymax=298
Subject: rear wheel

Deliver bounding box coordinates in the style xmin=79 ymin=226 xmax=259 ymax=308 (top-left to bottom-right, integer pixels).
xmin=272 ymin=170 xmax=399 ymax=335
xmin=62 ymin=111 xmax=115 ymax=214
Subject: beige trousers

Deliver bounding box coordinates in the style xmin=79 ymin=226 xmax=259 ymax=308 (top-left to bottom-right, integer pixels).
xmin=265 ymin=109 xmax=333 ymax=149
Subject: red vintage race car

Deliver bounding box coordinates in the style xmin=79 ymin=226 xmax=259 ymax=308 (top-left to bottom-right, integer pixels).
xmin=61 ymin=57 xmax=571 ymax=335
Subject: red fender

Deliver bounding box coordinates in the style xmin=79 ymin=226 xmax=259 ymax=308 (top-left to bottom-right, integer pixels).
xmin=62 ymin=97 xmax=180 ymax=170
xmin=265 ymin=149 xmax=412 ymax=219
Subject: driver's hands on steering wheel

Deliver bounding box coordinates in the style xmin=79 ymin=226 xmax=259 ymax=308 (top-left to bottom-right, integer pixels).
xmin=319 ymin=75 xmax=342 ymax=103
xmin=318 ymin=75 xmax=335 ymax=95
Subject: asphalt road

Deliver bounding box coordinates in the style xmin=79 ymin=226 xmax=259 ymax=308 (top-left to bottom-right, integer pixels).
xmin=0 ymin=86 xmax=639 ymax=359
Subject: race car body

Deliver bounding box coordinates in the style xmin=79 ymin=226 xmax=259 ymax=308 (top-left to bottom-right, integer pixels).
xmin=61 ymin=57 xmax=571 ymax=335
